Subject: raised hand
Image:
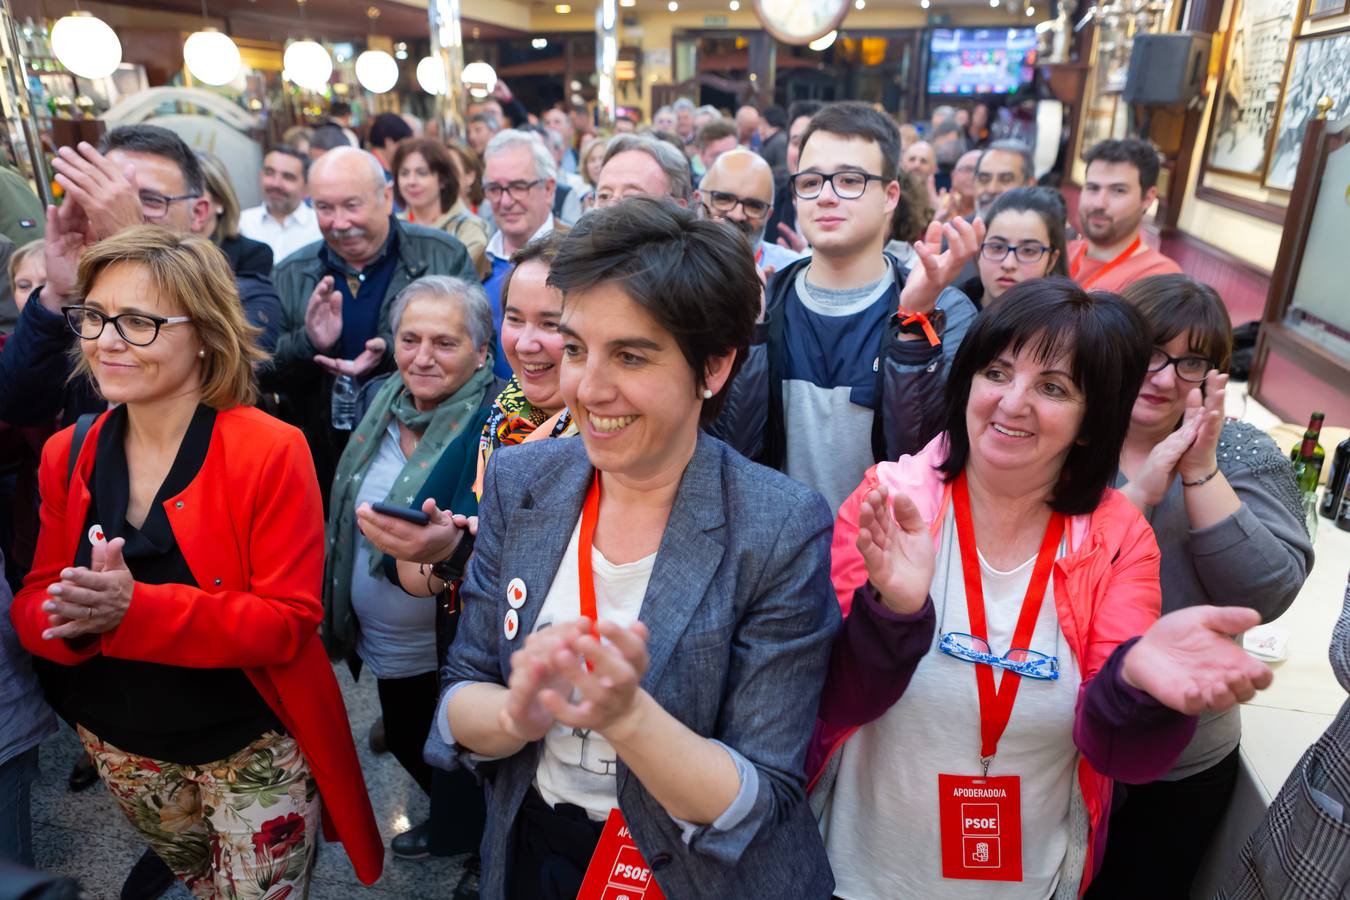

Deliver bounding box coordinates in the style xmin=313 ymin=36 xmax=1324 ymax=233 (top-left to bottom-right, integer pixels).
xmin=1122 ymin=605 xmax=1272 ymax=715
xmin=500 ymin=620 xmax=589 ymax=742
xmin=856 ymin=487 xmax=935 ymax=615
xmin=314 ymin=337 xmax=387 ymax=378
xmin=51 ymin=143 xmax=145 ymax=240
xmin=539 ymin=619 xmax=652 ymax=742
xmin=41 ymin=538 xmax=134 ymax=640
xmin=776 ymin=222 xmax=808 ymax=253
xmin=1123 ymin=414 xmax=1201 ymax=509
xmin=41 ymin=200 xmax=93 ymax=309
xmin=900 ymin=216 xmax=986 ymax=314
xmin=1177 ymin=372 xmax=1228 ymax=484
xmin=304 ymin=276 xmax=344 ymax=353
xmin=356 ymin=497 xmax=464 ymax=564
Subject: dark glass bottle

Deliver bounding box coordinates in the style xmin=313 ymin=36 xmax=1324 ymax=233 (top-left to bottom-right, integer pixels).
xmin=1323 ymin=435 xmax=1350 ymax=519
xmin=1290 ymin=411 xmax=1326 ymax=488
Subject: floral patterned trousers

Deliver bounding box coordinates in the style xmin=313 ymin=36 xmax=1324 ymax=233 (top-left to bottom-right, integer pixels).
xmin=77 ymin=726 xmax=320 ymax=900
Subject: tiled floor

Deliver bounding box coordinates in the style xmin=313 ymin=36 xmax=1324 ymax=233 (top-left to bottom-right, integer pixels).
xmin=30 ymin=664 xmax=479 ymax=899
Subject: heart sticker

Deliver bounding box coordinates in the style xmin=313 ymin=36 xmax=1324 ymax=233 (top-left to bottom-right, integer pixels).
xmin=506 ymin=578 xmax=527 ymax=610
xmin=504 ymin=608 xmax=520 ymax=640
xmin=88 ymin=525 xmax=107 ymax=545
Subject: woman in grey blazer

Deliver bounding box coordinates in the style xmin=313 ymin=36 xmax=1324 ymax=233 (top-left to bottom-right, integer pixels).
xmin=433 ymin=198 xmax=840 ymax=899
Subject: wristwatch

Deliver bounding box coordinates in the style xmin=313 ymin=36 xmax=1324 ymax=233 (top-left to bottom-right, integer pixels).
xmin=430 ymin=532 xmax=476 ymax=584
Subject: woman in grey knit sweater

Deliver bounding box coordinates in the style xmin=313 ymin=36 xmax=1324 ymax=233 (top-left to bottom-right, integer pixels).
xmin=1087 ymin=274 xmax=1315 ymax=898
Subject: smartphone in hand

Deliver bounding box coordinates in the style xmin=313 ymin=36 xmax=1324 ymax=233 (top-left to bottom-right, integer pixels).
xmin=370 ymin=501 xmax=431 ymax=526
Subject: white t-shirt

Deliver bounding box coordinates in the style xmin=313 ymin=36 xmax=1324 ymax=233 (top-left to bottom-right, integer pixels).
xmin=533 ymin=519 xmax=656 ymax=822
xmin=822 ymin=509 xmax=1082 ymax=900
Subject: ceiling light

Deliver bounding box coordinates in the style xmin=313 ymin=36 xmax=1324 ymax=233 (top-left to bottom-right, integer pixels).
xmin=855 ymin=0 xmax=865 ymax=7
xmin=184 ymin=28 xmax=240 ymax=86
xmin=920 ymin=0 xmax=930 ymax=8
xmin=1026 ymin=5 xmax=1036 ymax=13
xmin=462 ymin=60 xmax=498 ymax=98
xmin=355 ymin=49 xmax=399 ymax=94
xmin=416 ymin=56 xmax=447 ymax=94
xmin=668 ymin=0 xmax=678 ymax=9
xmin=990 ymin=0 xmax=999 ymax=6
xmin=730 ymin=0 xmax=740 ymax=8
xmin=283 ymin=40 xmax=333 ymax=92
xmin=809 ymin=29 xmax=837 ymax=50
xmin=532 ymin=37 xmax=549 ymax=48
xmin=620 ymin=0 xmax=636 ymax=6
xmin=555 ymin=3 xmax=571 ymax=11
xmin=51 ymin=12 xmax=122 ymax=80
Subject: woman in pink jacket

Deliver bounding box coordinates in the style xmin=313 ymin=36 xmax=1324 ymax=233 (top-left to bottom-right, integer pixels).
xmin=810 ymin=279 xmax=1271 ymax=899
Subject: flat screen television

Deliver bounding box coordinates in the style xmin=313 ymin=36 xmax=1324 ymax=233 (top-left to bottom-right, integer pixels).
xmin=927 ymin=28 xmax=1038 ymax=96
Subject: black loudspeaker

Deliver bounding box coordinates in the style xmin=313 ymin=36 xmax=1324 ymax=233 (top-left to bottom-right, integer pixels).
xmin=1123 ymin=32 xmax=1211 ymax=106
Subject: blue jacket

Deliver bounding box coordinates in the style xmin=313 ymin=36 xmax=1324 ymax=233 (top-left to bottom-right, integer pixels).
xmin=0 ymin=275 xmax=283 ymax=427
xmin=434 ymin=432 xmax=840 ymax=899
xmin=0 ymin=548 xmax=57 ymax=766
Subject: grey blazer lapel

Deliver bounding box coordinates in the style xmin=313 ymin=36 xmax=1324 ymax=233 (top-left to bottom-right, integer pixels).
xmin=638 ymin=434 xmax=727 ymax=693
xmin=496 ymin=441 xmax=593 ymax=664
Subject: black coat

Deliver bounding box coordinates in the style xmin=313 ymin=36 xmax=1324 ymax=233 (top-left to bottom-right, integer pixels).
xmin=219 ymin=234 xmax=274 ymax=277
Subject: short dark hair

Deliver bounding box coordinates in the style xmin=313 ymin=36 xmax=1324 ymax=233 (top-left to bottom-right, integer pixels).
xmin=762 ymin=105 xmax=788 ymax=129
xmin=391 ymin=138 xmax=461 ymax=215
xmin=100 ymin=125 xmax=205 ymax=197
xmin=330 ymin=101 xmax=352 ymax=118
xmin=936 ymin=278 xmax=1151 ymax=515
xmin=264 ymin=144 xmax=310 ymax=179
xmin=983 ymin=187 xmax=1070 ymax=278
xmin=978 ymin=139 xmax=1034 ymax=184
xmin=1083 ymin=138 xmax=1162 ymax=192
xmin=696 ymin=119 xmax=737 ymax=149
xmin=368 ymin=112 xmax=413 ymax=150
xmin=501 ymin=231 xmax=565 ymax=312
xmin=546 ymin=197 xmax=759 ymax=426
xmin=799 ymin=101 xmax=902 ymax=181
xmin=311 ymin=123 xmax=351 ymax=153
xmin=787 ymin=100 xmax=824 ymax=125
xmin=1122 ymin=274 xmax=1234 ymax=373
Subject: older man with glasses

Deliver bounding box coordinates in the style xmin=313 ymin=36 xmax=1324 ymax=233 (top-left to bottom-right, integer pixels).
xmin=482 ymin=129 xmax=565 ymax=379
xmin=696 ymin=148 xmax=803 ymax=274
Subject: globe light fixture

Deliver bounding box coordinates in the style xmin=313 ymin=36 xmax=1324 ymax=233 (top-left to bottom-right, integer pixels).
xmin=184 ymin=28 xmax=241 ymax=86
xmin=284 ymin=40 xmax=333 ymax=91
xmin=51 ymin=12 xmax=122 ymax=80
xmin=355 ymin=49 xmax=399 ymax=93
xmin=416 ymin=56 xmax=448 ymax=94
xmin=462 ymin=60 xmax=498 ymax=99
xmin=809 ymin=29 xmax=838 ymax=51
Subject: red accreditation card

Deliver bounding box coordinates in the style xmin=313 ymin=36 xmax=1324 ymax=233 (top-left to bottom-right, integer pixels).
xmin=577 ymin=808 xmax=667 ymax=900
xmin=937 ymin=773 xmax=1023 ymax=882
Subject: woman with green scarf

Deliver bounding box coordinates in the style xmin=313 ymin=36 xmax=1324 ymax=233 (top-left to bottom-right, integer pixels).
xmin=321 ymin=274 xmax=497 ymax=859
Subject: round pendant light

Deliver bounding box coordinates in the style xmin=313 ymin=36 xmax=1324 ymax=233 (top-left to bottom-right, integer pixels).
xmin=416 ymin=56 xmax=447 ymax=95
xmin=461 ymin=61 xmax=498 ymax=99
xmin=355 ymin=49 xmax=399 ymax=94
xmin=51 ymin=12 xmax=122 ymax=80
xmin=809 ymin=29 xmax=838 ymax=51
xmin=184 ymin=28 xmax=241 ymax=86
xmin=284 ymin=40 xmax=333 ymax=92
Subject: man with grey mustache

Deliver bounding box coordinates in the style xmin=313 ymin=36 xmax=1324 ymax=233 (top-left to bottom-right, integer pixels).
xmin=272 ymin=146 xmax=477 ymax=492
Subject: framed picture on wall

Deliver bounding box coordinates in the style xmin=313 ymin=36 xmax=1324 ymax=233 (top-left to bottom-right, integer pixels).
xmin=1308 ymin=0 xmax=1348 ymax=20
xmin=1264 ymin=27 xmax=1350 ymax=190
xmin=1202 ymin=0 xmax=1299 ymax=180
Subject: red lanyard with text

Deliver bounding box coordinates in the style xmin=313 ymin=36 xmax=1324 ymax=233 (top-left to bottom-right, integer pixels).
xmin=951 ymin=472 xmax=1064 ymax=771
xmin=1070 ymin=235 xmax=1141 ymax=289
xmin=578 ymin=472 xmax=602 ymax=633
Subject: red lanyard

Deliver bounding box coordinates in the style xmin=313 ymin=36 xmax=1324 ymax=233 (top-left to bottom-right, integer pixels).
xmin=951 ymin=473 xmax=1064 ymax=767
xmin=754 ymin=245 xmax=764 ymax=267
xmin=577 ymin=473 xmax=602 ymax=639
xmin=1070 ymin=235 xmax=1141 ymax=288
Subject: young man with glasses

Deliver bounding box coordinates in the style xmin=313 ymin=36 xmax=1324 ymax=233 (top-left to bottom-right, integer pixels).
xmin=482 ymin=129 xmax=564 ymax=378
xmin=715 ymin=102 xmax=982 ymax=511
xmin=0 ymin=125 xmax=283 ymax=431
xmin=1070 ymin=138 xmax=1181 ymax=293
xmin=695 ymin=149 xmax=803 ymax=274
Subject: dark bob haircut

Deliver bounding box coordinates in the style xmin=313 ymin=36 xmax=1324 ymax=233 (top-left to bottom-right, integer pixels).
xmin=983 ymin=186 xmax=1071 ymax=278
xmin=391 ymin=138 xmax=461 ymax=216
xmin=937 ymin=277 xmax=1151 ymax=515
xmin=546 ymin=197 xmax=759 ymax=427
xmin=1122 ymin=273 xmax=1234 ymax=373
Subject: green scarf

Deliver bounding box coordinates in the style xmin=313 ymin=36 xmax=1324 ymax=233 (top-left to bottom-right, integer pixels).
xmin=321 ymin=365 xmax=495 ymax=660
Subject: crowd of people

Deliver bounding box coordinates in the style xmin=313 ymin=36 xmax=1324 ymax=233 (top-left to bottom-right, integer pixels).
xmin=0 ymin=84 xmax=1328 ymax=900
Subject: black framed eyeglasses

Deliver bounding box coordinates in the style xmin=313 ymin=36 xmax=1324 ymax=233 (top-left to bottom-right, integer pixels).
xmin=1148 ymin=349 xmax=1215 ymax=383
xmin=63 ymin=306 xmax=192 ymax=347
xmin=138 ymin=190 xmax=201 ymax=220
xmin=483 ymin=179 xmax=543 ymax=202
xmin=703 ymin=190 xmax=771 ymax=220
xmin=790 ymin=170 xmax=886 ymax=200
xmin=980 ymin=239 xmax=1051 ymax=264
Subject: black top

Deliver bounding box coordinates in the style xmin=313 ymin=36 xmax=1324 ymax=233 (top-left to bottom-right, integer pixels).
xmin=64 ymin=404 xmax=283 ymax=764
xmin=219 ymin=234 xmax=274 ymax=278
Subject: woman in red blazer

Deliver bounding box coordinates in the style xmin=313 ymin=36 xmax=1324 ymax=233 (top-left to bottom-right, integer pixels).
xmin=11 ymin=226 xmax=383 ymax=894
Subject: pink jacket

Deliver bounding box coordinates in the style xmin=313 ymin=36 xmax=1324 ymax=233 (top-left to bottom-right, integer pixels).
xmin=814 ymin=434 xmax=1186 ymax=895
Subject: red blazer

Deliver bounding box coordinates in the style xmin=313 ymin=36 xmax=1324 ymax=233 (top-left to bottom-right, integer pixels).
xmin=13 ymin=406 xmax=384 ymax=885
